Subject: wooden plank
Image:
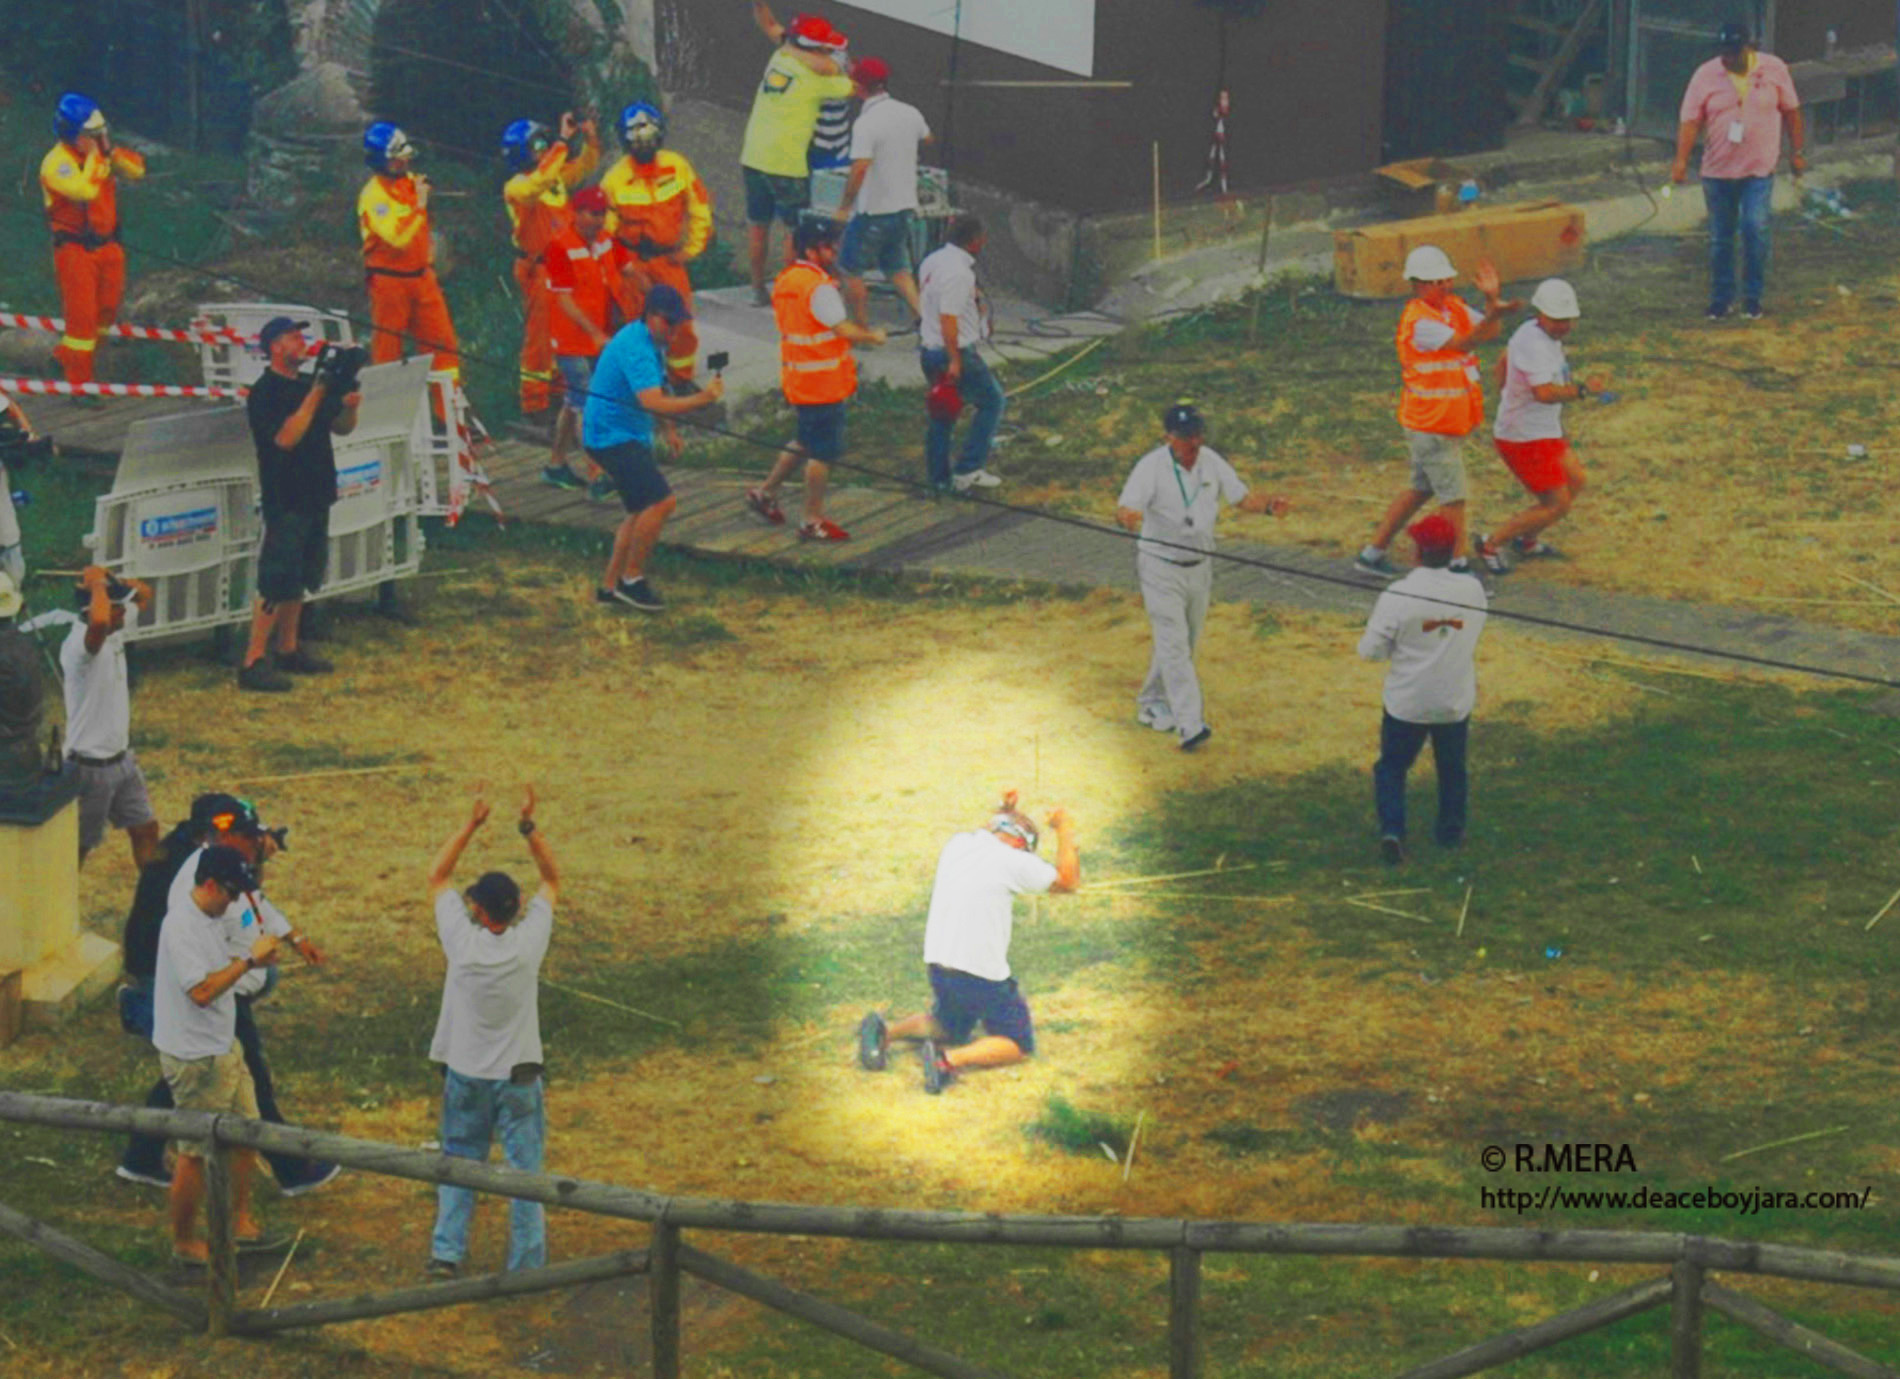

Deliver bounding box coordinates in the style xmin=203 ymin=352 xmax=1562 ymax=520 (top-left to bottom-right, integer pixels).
xmin=1671 ymin=1258 xmax=1704 ymax=1378
xmin=234 ymin=1249 xmax=652 ymax=1334
xmin=678 ymin=1241 xmax=1015 ymax=1379
xmin=0 ymin=1197 xmax=207 ymax=1326
xmin=1702 ymin=1281 xmax=1899 ymax=1379
xmin=1392 ymin=1276 xmax=1673 ymax=1379
xmin=204 ymin=1141 xmax=237 ymax=1336
xmin=1513 ymin=0 xmax=1606 ymax=128
xmin=651 ymin=1224 xmax=681 ymax=1379
xmin=1170 ymin=1247 xmax=1201 ymax=1379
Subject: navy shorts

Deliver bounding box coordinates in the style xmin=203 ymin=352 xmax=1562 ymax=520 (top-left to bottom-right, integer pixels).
xmin=795 ymin=401 xmax=847 ymax=463
xmin=743 ymin=167 xmax=809 ymax=227
xmin=257 ymin=506 xmax=329 ymax=602
xmin=588 ymin=438 xmax=670 ymax=514
xmin=929 ymin=964 xmax=1035 ymax=1054
xmin=840 ymin=210 xmax=914 ymax=277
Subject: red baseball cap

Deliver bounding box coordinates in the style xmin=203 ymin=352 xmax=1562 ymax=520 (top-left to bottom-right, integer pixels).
xmin=853 ymin=57 xmax=890 ymax=86
xmin=572 ymin=186 xmax=608 ymax=214
xmin=1407 ymin=514 xmax=1457 ymax=552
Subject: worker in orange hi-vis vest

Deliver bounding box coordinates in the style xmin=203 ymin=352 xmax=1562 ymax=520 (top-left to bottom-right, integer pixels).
xmin=501 ymin=110 xmax=598 ymax=415
xmin=1354 ymin=246 xmax=1519 ymax=578
xmin=541 ymin=186 xmax=638 ymax=492
xmin=357 ymin=123 xmax=460 ymax=379
xmin=40 ymin=93 xmax=146 ymax=389
xmin=598 ymin=103 xmax=712 ymax=385
xmin=743 ymin=219 xmax=885 ymax=543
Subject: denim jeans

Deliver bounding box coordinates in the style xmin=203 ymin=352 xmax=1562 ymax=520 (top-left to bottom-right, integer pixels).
xmin=1702 ymin=175 xmax=1773 ymax=312
xmin=432 ymin=1069 xmax=546 ymax=1271
xmin=1373 ymin=711 xmax=1469 ymax=845
xmin=919 ymin=346 xmax=1005 ymax=487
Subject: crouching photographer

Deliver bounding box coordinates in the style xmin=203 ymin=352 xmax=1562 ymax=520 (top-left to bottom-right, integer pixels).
xmin=240 ymin=318 xmax=363 ymax=693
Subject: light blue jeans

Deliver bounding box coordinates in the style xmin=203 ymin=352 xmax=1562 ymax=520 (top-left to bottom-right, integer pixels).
xmin=431 ymin=1068 xmax=546 ymax=1271
xmin=920 ymin=346 xmax=1006 ymax=487
xmin=1702 ymin=175 xmax=1773 ymax=312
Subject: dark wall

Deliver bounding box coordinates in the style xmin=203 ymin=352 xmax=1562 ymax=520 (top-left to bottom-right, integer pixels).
xmin=1382 ymin=0 xmax=1508 ymax=161
xmin=1774 ymin=0 xmax=1893 ymax=59
xmin=663 ymin=0 xmax=1388 ymax=216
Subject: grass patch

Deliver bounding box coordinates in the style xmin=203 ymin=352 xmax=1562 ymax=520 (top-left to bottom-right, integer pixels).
xmin=1024 ymin=1094 xmax=1136 ymax=1158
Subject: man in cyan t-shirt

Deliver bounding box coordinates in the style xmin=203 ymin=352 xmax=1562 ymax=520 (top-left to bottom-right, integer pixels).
xmin=422 ymin=786 xmax=560 ymax=1278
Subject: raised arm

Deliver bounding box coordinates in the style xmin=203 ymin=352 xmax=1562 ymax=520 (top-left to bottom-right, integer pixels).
xmin=428 ymin=794 xmax=491 ymax=897
xmin=519 ymin=785 xmax=559 ymax=901
xmin=1045 ymin=808 xmax=1080 ymax=893
xmin=751 ymin=0 xmax=785 ymax=44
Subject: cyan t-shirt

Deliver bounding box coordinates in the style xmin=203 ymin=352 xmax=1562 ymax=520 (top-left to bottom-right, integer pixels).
xmin=583 ymin=320 xmax=664 ymax=449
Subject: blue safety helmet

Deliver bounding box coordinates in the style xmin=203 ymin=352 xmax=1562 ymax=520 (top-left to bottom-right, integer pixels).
xmin=54 ymin=92 xmax=107 ymax=143
xmin=363 ymin=121 xmax=417 ymax=173
xmin=500 ymin=118 xmax=552 ymax=172
xmin=619 ymin=101 xmax=665 ymax=159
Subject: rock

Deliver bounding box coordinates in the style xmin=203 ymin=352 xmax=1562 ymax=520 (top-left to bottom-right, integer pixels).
xmin=251 ymin=62 xmax=364 ymax=137
xmin=0 ymin=331 xmax=56 ymax=373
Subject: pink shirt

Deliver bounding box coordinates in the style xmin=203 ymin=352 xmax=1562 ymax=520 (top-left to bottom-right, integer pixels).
xmin=1679 ymin=53 xmax=1799 ymax=180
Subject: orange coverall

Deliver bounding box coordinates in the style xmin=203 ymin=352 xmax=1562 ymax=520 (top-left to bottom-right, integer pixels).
xmin=358 ymin=172 xmax=460 ymax=379
xmin=503 ymin=135 xmax=598 ymax=413
xmin=40 ymin=140 xmax=146 ymax=385
xmin=599 ymin=149 xmax=712 ymax=381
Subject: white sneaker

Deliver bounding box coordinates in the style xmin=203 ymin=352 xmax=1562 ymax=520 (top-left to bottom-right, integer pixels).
xmin=952 ymin=469 xmax=1003 ymax=492
xmin=1137 ymin=708 xmax=1177 ymax=733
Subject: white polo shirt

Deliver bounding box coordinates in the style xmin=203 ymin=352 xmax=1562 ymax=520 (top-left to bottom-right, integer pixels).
xmin=921 ymin=830 xmax=1060 ymax=982
xmin=154 ymin=892 xmax=241 ymax=1060
xmin=918 ymin=243 xmax=987 ymax=351
xmin=1494 ymin=318 xmax=1571 ymax=443
xmin=1357 ymin=567 xmax=1488 ymax=723
xmin=59 ymin=622 xmax=130 ymax=758
xmin=430 ymin=890 xmax=554 ymax=1080
xmin=848 ymin=93 xmax=930 ymax=215
xmin=1116 ymin=444 xmax=1249 ymax=561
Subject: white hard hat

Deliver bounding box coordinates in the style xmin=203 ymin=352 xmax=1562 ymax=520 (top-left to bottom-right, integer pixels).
xmin=1403 ymin=245 xmax=1456 ymax=281
xmin=1531 ymin=278 xmax=1581 ymax=319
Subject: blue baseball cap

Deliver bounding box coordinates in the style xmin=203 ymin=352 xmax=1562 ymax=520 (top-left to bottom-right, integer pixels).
xmin=642 ymin=284 xmax=691 ymax=325
xmin=1717 ymin=21 xmax=1750 ymax=48
xmin=258 ymin=317 xmax=309 ymax=350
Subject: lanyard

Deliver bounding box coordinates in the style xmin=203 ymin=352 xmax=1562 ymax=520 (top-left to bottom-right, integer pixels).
xmin=1171 ymin=459 xmax=1199 ymax=528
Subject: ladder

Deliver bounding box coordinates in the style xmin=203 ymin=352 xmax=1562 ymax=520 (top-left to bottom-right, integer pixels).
xmin=1504 ymin=0 xmax=1608 ymax=128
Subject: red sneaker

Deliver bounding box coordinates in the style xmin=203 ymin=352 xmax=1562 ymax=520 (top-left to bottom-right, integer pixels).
xmin=797 ymin=518 xmax=850 ymax=542
xmin=745 ymin=487 xmax=785 ymax=525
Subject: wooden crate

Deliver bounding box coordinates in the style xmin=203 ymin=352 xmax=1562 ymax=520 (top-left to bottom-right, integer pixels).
xmin=1333 ymin=201 xmax=1587 ymax=300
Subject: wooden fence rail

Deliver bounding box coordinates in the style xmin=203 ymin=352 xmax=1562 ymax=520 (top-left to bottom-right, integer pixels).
xmin=0 ymin=1092 xmax=1894 ymax=1378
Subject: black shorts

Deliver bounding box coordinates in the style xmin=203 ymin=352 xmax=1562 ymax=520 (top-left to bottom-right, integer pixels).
xmin=928 ymin=964 xmax=1035 ymax=1053
xmin=794 ymin=401 xmax=847 ymax=463
xmin=743 ymin=167 xmax=809 ymax=227
xmin=589 ymin=438 xmax=671 ymax=514
xmin=257 ymin=506 xmax=329 ymax=602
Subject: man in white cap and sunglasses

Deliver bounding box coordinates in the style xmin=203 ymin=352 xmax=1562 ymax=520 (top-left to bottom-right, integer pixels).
xmin=857 ymin=792 xmax=1079 ymax=1094
xmin=1477 ymin=279 xmax=1607 ymax=575
xmin=1357 ymin=246 xmax=1518 ymax=577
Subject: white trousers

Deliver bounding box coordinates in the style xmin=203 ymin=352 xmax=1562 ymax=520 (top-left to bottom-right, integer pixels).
xmin=1135 ymin=552 xmax=1213 ymax=742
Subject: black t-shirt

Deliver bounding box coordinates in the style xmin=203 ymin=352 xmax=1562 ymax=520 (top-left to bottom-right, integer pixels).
xmin=122 ymin=825 xmax=201 ymax=980
xmin=246 ymin=369 xmax=342 ymax=513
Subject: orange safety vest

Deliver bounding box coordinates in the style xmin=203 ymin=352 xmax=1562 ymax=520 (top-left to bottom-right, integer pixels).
xmin=1395 ymin=296 xmax=1483 ymax=436
xmin=773 ymin=260 xmax=855 ymax=405
xmin=600 ymin=150 xmax=712 ymax=260
xmin=41 ymin=141 xmax=142 ymax=243
xmin=546 ymin=228 xmax=625 ymax=358
xmin=358 ymin=173 xmax=432 ymax=275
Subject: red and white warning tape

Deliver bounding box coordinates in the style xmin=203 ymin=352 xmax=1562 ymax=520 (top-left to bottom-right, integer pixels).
xmin=0 ymin=311 xmax=251 ymax=346
xmin=0 ymin=376 xmax=246 ymax=400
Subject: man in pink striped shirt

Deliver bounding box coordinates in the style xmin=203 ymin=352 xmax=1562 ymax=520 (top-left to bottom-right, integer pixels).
xmin=1670 ymin=21 xmax=1805 ymax=321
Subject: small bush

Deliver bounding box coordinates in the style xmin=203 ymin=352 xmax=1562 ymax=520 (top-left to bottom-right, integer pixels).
xmin=1025 ymin=1094 xmax=1134 ymax=1158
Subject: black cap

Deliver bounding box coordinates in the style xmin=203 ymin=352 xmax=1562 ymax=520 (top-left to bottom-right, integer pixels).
xmin=188 ymin=793 xmax=287 ymax=850
xmin=1717 ymin=20 xmax=1750 ymax=48
xmin=1162 ymin=402 xmax=1205 ymax=437
xmin=258 ymin=316 xmax=310 ymax=350
xmin=195 ymin=843 xmax=260 ymax=894
xmin=466 ymin=871 xmax=522 ymax=926
xmin=793 ymin=216 xmax=842 ymax=257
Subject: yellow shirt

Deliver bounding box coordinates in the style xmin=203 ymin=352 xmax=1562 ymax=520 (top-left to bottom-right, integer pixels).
xmin=740 ymin=49 xmax=854 ymax=178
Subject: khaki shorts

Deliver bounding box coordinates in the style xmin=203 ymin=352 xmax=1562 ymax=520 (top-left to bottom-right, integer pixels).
xmin=159 ymin=1045 xmax=258 ymax=1160
xmin=1404 ymin=428 xmax=1467 ymax=503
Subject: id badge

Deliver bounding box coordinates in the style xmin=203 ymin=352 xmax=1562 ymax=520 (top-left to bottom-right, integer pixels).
xmin=1727 ymin=118 xmax=1746 ymax=145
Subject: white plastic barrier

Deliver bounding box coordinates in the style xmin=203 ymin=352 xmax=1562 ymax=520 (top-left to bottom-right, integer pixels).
xmin=192 ymin=302 xmax=355 ymax=393
xmin=411 ymin=368 xmax=502 ymax=525
xmin=88 ymin=360 xmax=431 ymax=645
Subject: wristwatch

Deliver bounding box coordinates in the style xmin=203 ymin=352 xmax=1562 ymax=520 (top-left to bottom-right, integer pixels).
xmin=519 ymin=818 xmax=537 ymax=838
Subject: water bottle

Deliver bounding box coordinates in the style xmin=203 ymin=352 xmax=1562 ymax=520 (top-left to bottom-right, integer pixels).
xmin=1458 ymin=178 xmax=1481 ymax=205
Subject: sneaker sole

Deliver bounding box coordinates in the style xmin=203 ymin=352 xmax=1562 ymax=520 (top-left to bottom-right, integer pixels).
xmin=857 ymin=1013 xmax=888 ymax=1072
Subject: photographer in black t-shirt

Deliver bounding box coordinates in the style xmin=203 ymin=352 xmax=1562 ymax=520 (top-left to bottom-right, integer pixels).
xmin=240 ymin=317 xmax=362 ymax=692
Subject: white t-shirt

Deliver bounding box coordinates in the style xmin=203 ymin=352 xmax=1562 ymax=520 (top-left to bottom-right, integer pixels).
xmin=154 ymin=892 xmax=241 ymax=1060
xmin=810 ymin=282 xmax=847 ymax=328
xmin=921 ymin=830 xmax=1060 ymax=982
xmin=1116 ymin=445 xmax=1249 ymax=561
xmin=0 ymin=462 xmax=19 ymax=550
xmin=1357 ymin=566 xmax=1488 ymax=723
xmin=59 ymin=622 xmax=130 ymax=758
xmin=918 ymin=243 xmax=987 ymax=351
xmin=1493 ymin=318 xmax=1571 ymax=443
xmin=166 ymin=845 xmax=292 ymax=998
xmin=429 ymin=890 xmax=554 ymax=1080
xmin=848 ymin=93 xmax=931 ymax=216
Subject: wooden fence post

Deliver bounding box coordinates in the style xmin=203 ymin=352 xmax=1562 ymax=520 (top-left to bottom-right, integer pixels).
xmin=1671 ymin=1257 xmax=1705 ymax=1379
xmin=202 ymin=1136 xmax=237 ymax=1338
xmin=650 ymin=1221 xmax=680 ymax=1379
xmin=1170 ymin=1246 xmax=1201 ymax=1379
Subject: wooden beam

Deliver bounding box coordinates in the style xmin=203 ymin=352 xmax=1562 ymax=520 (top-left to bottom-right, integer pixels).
xmin=232 ymin=1249 xmax=651 ymax=1333
xmin=1702 ymin=1282 xmax=1900 ymax=1379
xmin=651 ymin=1224 xmax=681 ymax=1379
xmin=1170 ymin=1247 xmax=1201 ymax=1379
xmin=1513 ymin=0 xmax=1607 ymax=128
xmin=1671 ymin=1258 xmax=1705 ymax=1378
xmin=1392 ymin=1275 xmax=1673 ymax=1379
xmin=678 ymin=1241 xmax=1014 ymax=1379
xmin=0 ymin=1198 xmax=207 ymax=1328
xmin=203 ymin=1142 xmax=238 ymax=1337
